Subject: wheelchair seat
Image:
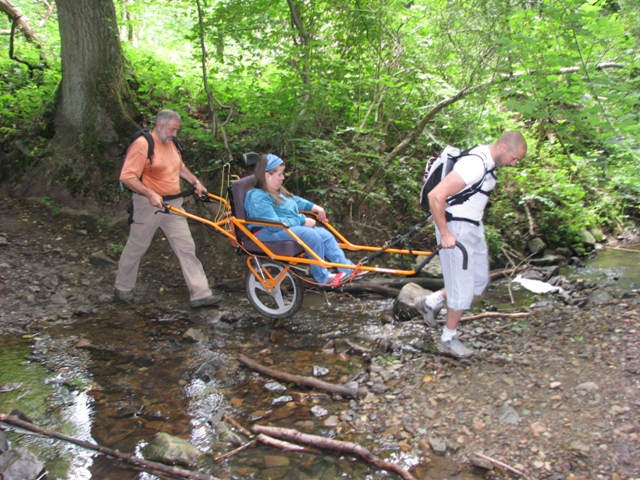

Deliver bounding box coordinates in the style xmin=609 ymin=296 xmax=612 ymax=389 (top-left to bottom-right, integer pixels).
xmin=229 ymin=175 xmax=306 ymax=257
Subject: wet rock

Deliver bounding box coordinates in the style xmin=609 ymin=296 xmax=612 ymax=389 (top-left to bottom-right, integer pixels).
xmin=470 ymin=455 xmax=494 ymax=470
xmin=89 ymin=251 xmax=117 ymax=267
xmin=216 ymin=421 xmax=246 ymax=446
xmin=142 ymin=432 xmax=202 ymax=467
xmin=194 ymin=360 xmax=222 ymax=383
xmin=588 ymin=290 xmax=614 ymax=306
xmin=0 ymin=236 xmax=8 ymax=246
xmin=393 ymin=282 xmax=433 ymax=322
xmin=578 ymin=229 xmax=596 ymax=250
xmin=498 ymin=403 xmax=521 ymax=425
xmin=323 ymin=415 xmax=340 ymax=427
xmin=590 ymin=227 xmax=605 ymax=243
xmin=528 ymin=238 xmax=547 ymax=255
xmin=0 ymin=447 xmax=45 ymax=480
xmin=428 ymin=436 xmax=447 ymax=455
xmin=313 ymin=366 xmax=329 ymax=377
xmin=264 ymin=455 xmax=290 ymax=468
xmin=310 ymin=406 xmax=328 ymax=417
xmin=264 ymin=381 xmax=287 ymax=393
xmin=183 ymin=328 xmax=208 ymax=343
xmin=569 ymin=256 xmax=585 ymax=267
xmin=272 ymin=395 xmax=293 ymax=405
xmin=0 ymin=431 xmax=8 ymax=454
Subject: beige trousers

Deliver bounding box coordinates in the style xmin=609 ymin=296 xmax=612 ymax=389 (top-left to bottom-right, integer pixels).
xmin=114 ymin=194 xmax=213 ymax=301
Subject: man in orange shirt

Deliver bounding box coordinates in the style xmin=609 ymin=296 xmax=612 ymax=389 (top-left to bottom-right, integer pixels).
xmin=114 ymin=109 xmax=222 ymax=308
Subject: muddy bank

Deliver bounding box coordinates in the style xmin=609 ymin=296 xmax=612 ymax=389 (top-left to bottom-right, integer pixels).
xmin=1 ymin=197 xmax=639 ymax=480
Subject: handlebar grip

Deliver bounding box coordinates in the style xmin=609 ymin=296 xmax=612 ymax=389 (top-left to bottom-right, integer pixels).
xmin=455 ymin=241 xmax=469 ymax=270
xmin=413 ymin=241 xmax=469 ymax=274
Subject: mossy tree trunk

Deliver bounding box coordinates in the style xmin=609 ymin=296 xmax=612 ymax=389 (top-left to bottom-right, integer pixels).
xmin=50 ymin=0 xmax=139 ymax=193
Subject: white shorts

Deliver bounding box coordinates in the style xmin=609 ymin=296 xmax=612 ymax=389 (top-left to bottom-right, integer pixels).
xmin=436 ymin=221 xmax=489 ymax=311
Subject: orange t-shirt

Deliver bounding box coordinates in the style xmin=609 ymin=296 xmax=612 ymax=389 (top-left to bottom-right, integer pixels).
xmin=119 ymin=131 xmax=184 ymax=196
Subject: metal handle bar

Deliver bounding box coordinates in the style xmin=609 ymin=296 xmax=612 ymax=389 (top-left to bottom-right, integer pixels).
xmin=413 ymin=241 xmax=469 ymax=274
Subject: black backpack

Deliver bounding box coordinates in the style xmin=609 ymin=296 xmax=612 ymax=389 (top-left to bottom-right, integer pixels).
xmin=419 ymin=146 xmax=495 ymax=211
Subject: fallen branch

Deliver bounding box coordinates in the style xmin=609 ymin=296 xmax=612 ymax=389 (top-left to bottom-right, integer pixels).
xmin=334 ymin=282 xmax=400 ymax=297
xmin=238 ymin=354 xmax=358 ymax=398
xmin=213 ymin=439 xmax=256 ymax=463
xmin=255 ymin=433 xmax=321 ymax=455
xmin=252 ymin=425 xmax=417 ymax=480
xmin=222 ymin=413 xmax=252 ymax=437
xmin=461 ymin=311 xmax=530 ymax=322
xmin=0 ymin=413 xmax=219 ymax=480
xmin=473 ymin=452 xmax=530 ymax=480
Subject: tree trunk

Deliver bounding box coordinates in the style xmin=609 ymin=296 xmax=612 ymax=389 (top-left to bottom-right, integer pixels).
xmin=52 ymin=0 xmax=139 ymax=182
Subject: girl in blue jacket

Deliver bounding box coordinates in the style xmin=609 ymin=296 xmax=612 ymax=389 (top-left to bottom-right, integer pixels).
xmin=245 ymin=154 xmax=364 ymax=286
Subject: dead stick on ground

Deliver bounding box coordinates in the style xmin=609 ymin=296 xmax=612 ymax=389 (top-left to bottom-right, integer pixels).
xmin=238 ymin=354 xmax=357 ymax=398
xmin=251 ymin=425 xmax=417 ymax=480
xmin=0 ymin=413 xmax=219 ymax=480
xmin=255 ymin=433 xmax=322 ymax=455
xmin=473 ymin=452 xmax=530 ymax=479
xmin=222 ymin=413 xmax=251 ymax=437
xmin=461 ymin=312 xmax=530 ymax=322
xmin=213 ymin=439 xmax=256 ymax=463
xmin=219 ymin=414 xmax=320 ymax=457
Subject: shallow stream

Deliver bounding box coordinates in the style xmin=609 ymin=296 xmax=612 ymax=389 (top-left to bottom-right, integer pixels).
xmin=1 ymin=245 xmax=638 ymax=479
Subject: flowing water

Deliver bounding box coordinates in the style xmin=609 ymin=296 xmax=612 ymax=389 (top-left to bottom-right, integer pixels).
xmin=1 ymin=245 xmax=638 ymax=479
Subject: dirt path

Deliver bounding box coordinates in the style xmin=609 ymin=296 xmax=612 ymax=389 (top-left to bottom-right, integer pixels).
xmin=1 ymin=196 xmax=638 ymax=479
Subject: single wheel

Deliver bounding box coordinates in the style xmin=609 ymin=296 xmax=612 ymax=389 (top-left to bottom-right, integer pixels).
xmin=245 ymin=261 xmax=304 ymax=318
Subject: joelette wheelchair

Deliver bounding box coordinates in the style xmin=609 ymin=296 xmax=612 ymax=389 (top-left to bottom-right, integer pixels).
xmin=162 ymin=153 xmax=467 ymax=319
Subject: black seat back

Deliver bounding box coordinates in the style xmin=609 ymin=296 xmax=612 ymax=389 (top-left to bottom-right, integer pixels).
xmin=230 ymin=174 xmax=256 ymax=220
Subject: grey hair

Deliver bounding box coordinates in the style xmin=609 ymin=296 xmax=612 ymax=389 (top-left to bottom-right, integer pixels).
xmin=156 ymin=109 xmax=181 ymax=125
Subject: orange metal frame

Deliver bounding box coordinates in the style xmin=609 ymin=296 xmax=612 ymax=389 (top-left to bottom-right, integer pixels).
xmin=162 ymin=191 xmax=435 ymax=290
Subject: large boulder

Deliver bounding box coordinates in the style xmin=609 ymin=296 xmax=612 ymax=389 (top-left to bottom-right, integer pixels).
xmin=0 ymin=447 xmax=45 ymax=480
xmin=393 ymin=282 xmax=433 ymax=321
xmin=142 ymin=432 xmax=202 ymax=467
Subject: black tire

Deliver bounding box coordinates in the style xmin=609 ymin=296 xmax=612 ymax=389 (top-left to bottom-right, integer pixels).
xmin=245 ymin=261 xmax=304 ymax=319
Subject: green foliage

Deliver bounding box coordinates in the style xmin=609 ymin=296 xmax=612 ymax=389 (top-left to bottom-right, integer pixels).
xmin=1 ymin=0 xmax=639 ymax=264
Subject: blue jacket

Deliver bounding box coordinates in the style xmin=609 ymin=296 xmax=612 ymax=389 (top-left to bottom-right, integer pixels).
xmin=244 ymin=189 xmax=315 ymax=233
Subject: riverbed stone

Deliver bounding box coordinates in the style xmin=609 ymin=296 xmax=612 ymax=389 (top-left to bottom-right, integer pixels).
xmin=528 ymin=238 xmax=547 ymax=255
xmin=142 ymin=432 xmax=202 ymax=467
xmin=393 ymin=282 xmax=433 ymax=322
xmin=470 ymin=455 xmax=494 ymax=470
xmin=0 ymin=431 xmax=8 ymax=454
xmin=89 ymin=251 xmax=117 ymax=267
xmin=0 ymin=447 xmax=45 ymax=480
xmin=498 ymin=403 xmax=521 ymax=425
xmin=264 ymin=381 xmax=287 ymax=393
xmin=428 ymin=436 xmax=447 ymax=455
xmin=183 ymin=327 xmax=208 ymax=343
xmin=588 ymin=290 xmax=614 ymax=306
xmin=310 ymin=405 xmax=328 ymax=417
xmin=313 ymin=366 xmax=329 ymax=377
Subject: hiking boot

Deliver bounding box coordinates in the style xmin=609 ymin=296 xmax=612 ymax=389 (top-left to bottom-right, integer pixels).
xmin=326 ymin=272 xmax=346 ymax=288
xmin=190 ymin=294 xmax=223 ymax=308
xmin=415 ymin=297 xmax=442 ymax=327
xmin=114 ymin=288 xmax=134 ymax=303
xmin=437 ymin=337 xmax=474 ymax=359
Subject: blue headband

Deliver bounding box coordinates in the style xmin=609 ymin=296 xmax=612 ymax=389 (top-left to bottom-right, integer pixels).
xmin=266 ymin=153 xmax=283 ymax=172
